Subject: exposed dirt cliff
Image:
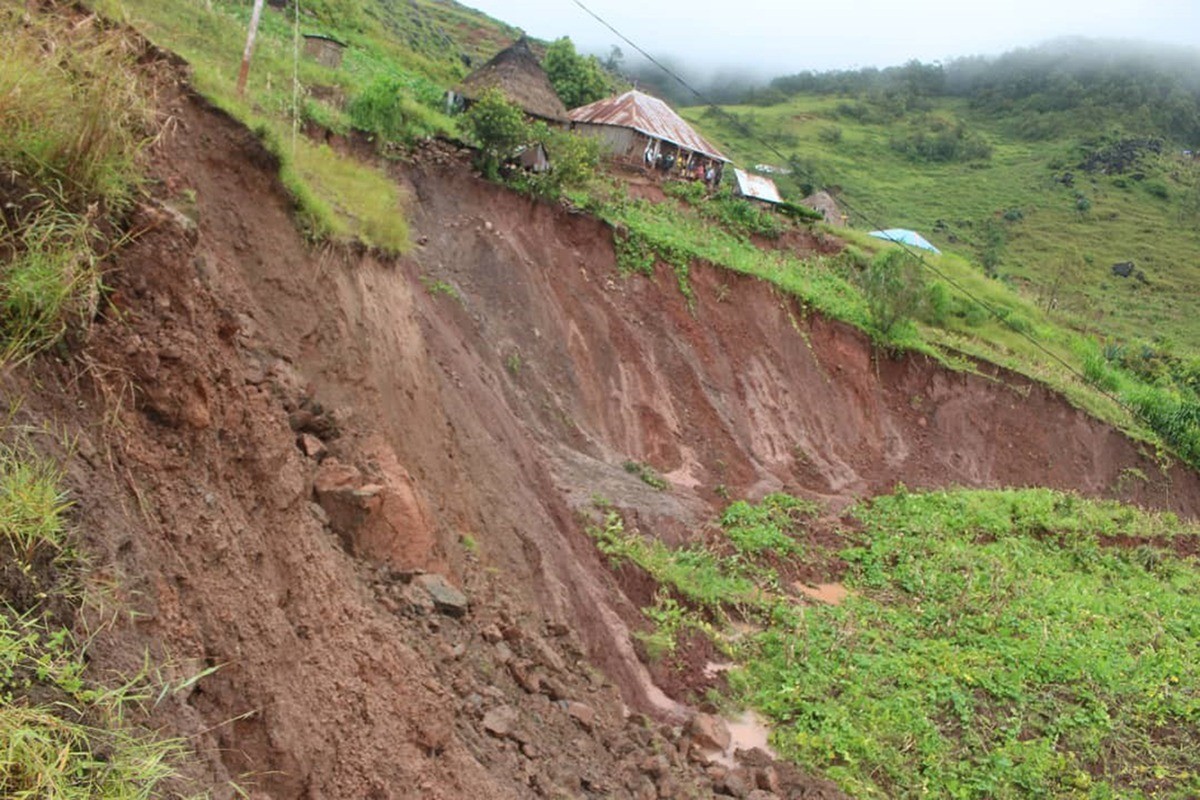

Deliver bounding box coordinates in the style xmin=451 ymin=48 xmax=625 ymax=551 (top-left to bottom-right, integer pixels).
xmin=5 ymin=73 xmax=1198 ymax=799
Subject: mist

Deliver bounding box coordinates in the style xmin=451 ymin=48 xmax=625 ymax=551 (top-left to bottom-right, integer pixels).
xmin=459 ymin=0 xmax=1200 ymax=80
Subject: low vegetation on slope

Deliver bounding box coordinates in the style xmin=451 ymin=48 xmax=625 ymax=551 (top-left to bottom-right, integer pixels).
xmin=593 ymin=489 xmax=1200 ymax=799
xmin=679 ymin=71 xmax=1200 ymax=353
xmin=0 ymin=439 xmax=189 ymax=798
xmin=1 ymin=10 xmax=197 ymax=795
xmin=0 ymin=4 xmax=151 ymax=362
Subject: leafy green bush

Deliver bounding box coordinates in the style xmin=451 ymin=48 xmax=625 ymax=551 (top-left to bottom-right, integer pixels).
xmin=508 ymin=122 xmax=600 ymax=200
xmin=720 ymin=493 xmax=816 ymax=556
xmin=347 ymin=74 xmax=447 ymax=142
xmin=459 ymin=89 xmax=529 ymax=177
xmin=859 ymin=248 xmax=927 ymax=336
xmin=1144 ymin=179 xmax=1170 ymax=199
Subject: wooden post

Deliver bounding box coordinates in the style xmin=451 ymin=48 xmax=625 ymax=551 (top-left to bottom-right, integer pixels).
xmin=236 ymin=0 xmax=266 ymax=98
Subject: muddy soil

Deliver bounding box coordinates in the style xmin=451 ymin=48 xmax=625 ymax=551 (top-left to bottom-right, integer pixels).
xmin=3 ymin=62 xmax=1199 ymax=799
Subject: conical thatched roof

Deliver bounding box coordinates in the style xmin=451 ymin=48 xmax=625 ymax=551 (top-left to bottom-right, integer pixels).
xmin=802 ymin=190 xmax=846 ymax=227
xmin=456 ymin=37 xmax=568 ymax=123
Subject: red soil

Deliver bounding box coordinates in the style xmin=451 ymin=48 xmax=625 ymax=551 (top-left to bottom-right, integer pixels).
xmin=4 ymin=63 xmax=1199 ymax=798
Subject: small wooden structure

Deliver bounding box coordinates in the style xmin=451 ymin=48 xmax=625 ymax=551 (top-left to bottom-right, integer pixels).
xmin=568 ymin=90 xmax=729 ymax=182
xmin=303 ymin=34 xmax=347 ymax=69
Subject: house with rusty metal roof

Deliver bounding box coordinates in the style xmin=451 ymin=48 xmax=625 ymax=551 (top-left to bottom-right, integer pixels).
xmin=732 ymin=169 xmax=783 ymax=206
xmin=453 ymin=37 xmax=568 ymax=123
xmin=568 ymin=90 xmax=729 ymax=175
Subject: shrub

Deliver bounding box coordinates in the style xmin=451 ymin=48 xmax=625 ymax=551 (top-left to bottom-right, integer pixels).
xmin=347 ymin=75 xmax=447 ymax=142
xmin=859 ymin=248 xmax=927 ymax=336
xmin=817 ymin=126 xmax=843 ymax=145
xmin=1144 ymin=179 xmax=1170 ymax=200
xmin=511 ymin=123 xmax=600 ymax=200
xmin=889 ymin=117 xmax=992 ymax=163
xmin=459 ymin=90 xmax=528 ymax=178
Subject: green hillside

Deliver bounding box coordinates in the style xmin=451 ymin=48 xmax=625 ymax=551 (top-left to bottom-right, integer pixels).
xmin=682 ymin=89 xmax=1200 ymax=353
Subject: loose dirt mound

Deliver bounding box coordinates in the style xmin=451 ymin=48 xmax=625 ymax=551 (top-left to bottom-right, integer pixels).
xmin=5 ymin=72 xmax=1199 ymax=799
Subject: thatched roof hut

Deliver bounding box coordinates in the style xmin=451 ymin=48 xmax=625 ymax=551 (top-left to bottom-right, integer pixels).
xmin=455 ymin=37 xmax=568 ymax=123
xmin=801 ymin=190 xmax=847 ymax=227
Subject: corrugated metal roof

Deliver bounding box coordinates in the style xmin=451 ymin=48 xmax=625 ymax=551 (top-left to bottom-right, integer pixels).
xmin=733 ymin=169 xmax=783 ymax=204
xmin=568 ymin=90 xmax=729 ymax=163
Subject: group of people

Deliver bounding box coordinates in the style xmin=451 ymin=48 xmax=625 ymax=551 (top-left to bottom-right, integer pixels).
xmin=643 ymin=141 xmax=722 ymax=186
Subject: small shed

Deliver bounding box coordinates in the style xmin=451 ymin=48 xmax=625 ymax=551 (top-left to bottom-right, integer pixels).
xmin=513 ymin=143 xmax=550 ymax=173
xmin=303 ymin=34 xmax=347 ymax=69
xmin=452 ymin=37 xmax=568 ymax=124
xmin=732 ymin=169 xmax=783 ymax=205
xmin=801 ymin=190 xmax=847 ymax=227
xmin=568 ymin=90 xmax=729 ymax=181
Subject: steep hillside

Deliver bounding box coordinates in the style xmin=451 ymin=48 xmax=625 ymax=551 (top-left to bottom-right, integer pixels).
xmin=6 ymin=4 xmax=1200 ymax=799
xmin=6 ymin=32 xmax=1200 ymax=795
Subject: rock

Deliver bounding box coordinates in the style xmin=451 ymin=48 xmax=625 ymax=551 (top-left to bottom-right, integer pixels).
xmin=746 ymin=792 xmax=779 ymax=800
xmin=563 ymin=701 xmax=596 ymax=731
xmin=480 ymin=623 xmax=503 ymax=643
xmin=482 ymin=705 xmax=519 ymax=739
xmin=639 ymin=755 xmax=670 ymax=778
xmin=298 ymin=433 xmax=327 ymax=461
xmin=412 ymin=716 xmax=451 ymax=756
xmin=508 ymin=659 xmax=543 ymax=694
xmin=400 ymin=582 xmax=435 ymax=615
xmin=539 ymin=676 xmax=569 ymax=701
xmin=715 ymin=768 xmax=753 ymax=798
xmin=413 ymin=574 xmax=469 ymax=617
xmin=632 ymin=779 xmax=657 ymax=800
xmin=755 ymin=766 xmax=781 ymax=795
xmin=688 ymin=713 xmax=731 ymax=752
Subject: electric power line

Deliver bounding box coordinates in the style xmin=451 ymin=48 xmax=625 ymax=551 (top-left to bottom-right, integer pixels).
xmin=569 ymin=0 xmax=1153 ymax=431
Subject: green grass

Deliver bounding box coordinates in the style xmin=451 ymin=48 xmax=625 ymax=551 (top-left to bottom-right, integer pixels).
xmin=0 ymin=6 xmax=150 ymax=363
xmin=680 ymin=96 xmax=1200 ymax=353
xmin=1 ymin=443 xmax=188 ymax=799
xmin=593 ymin=489 xmax=1200 ymax=799
xmin=93 ymin=0 xmax=458 ymax=252
xmin=622 ymin=460 xmax=669 ymax=491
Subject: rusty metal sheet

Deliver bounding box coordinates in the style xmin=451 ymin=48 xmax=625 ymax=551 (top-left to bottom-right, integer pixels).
xmin=733 ymin=169 xmax=783 ymax=204
xmin=568 ymin=90 xmax=729 ymax=162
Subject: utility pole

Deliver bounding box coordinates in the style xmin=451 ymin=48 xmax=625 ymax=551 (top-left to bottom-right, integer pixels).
xmin=236 ymin=0 xmax=266 ymax=98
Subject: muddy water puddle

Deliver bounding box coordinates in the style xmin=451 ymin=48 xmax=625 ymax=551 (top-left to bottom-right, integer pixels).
xmin=795 ymin=581 xmax=849 ymax=605
xmin=704 ymin=710 xmax=777 ymax=767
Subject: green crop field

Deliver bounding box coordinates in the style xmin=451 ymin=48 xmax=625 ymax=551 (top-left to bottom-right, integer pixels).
xmin=593 ymin=488 xmax=1200 ymax=799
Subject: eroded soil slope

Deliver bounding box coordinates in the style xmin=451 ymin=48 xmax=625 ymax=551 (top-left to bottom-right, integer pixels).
xmin=5 ymin=77 xmax=1199 ymax=799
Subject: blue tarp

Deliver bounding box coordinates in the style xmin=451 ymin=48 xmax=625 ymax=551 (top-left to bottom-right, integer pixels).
xmin=868 ymin=228 xmax=941 ymax=254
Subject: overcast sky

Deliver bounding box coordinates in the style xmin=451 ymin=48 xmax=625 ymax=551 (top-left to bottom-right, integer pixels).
xmin=460 ymin=0 xmax=1200 ymax=77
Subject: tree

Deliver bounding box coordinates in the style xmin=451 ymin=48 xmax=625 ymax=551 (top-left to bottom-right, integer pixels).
xmin=543 ymin=37 xmax=610 ymax=110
